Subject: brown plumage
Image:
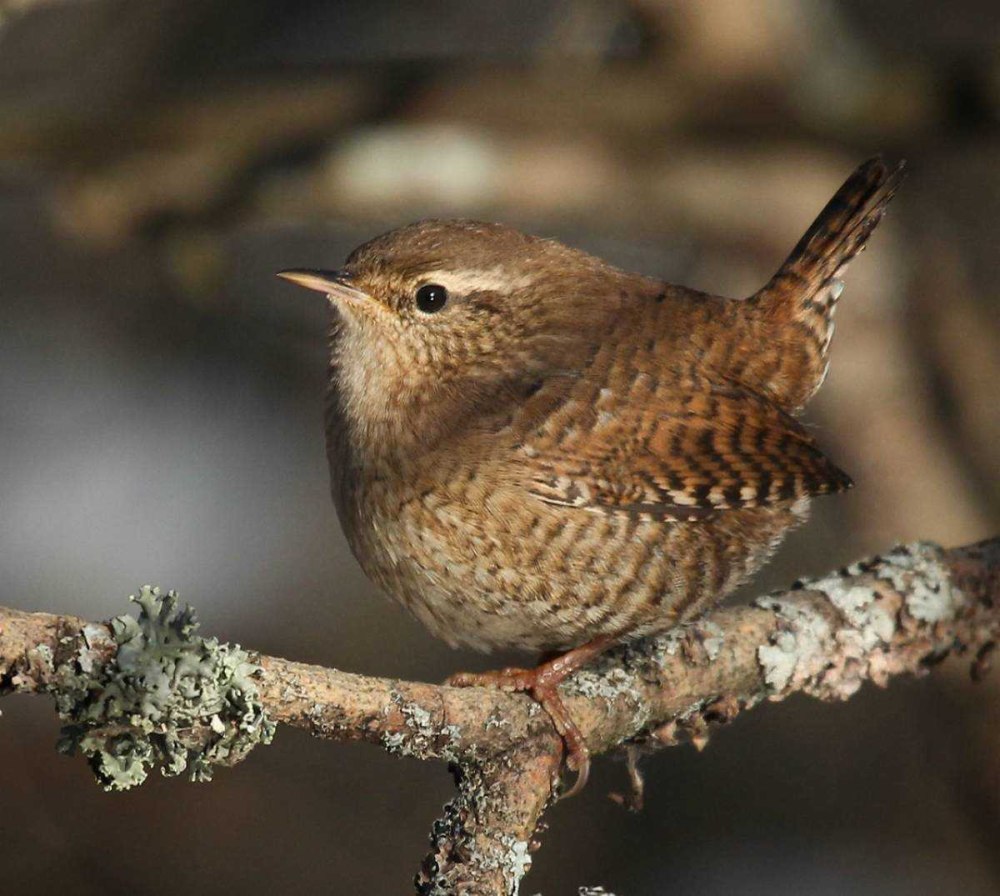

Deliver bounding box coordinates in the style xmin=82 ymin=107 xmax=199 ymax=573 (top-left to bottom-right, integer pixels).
xmin=278 ymin=156 xmax=905 ymax=793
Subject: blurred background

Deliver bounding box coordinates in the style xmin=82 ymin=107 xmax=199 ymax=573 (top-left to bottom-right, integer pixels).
xmin=0 ymin=1 xmax=998 ymax=893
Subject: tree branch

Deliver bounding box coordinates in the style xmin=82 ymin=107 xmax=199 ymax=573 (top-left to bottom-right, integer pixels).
xmin=2 ymin=538 xmax=998 ymax=894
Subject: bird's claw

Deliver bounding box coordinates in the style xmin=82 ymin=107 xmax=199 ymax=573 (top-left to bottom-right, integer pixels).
xmin=445 ymin=667 xmax=590 ymax=800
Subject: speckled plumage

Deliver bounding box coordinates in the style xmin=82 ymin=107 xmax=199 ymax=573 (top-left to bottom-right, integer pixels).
xmin=289 ymin=158 xmax=903 ymax=656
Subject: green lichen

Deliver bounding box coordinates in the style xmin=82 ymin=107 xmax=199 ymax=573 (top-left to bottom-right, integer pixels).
xmin=51 ymin=585 xmax=275 ymax=791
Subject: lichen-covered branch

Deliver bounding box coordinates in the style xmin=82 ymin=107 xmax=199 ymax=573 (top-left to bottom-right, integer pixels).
xmin=1 ymin=538 xmax=998 ymax=895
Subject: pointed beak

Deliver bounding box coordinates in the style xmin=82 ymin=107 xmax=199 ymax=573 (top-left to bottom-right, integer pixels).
xmin=276 ymin=268 xmax=371 ymax=307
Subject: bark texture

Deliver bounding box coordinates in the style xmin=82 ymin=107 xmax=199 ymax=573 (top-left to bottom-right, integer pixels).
xmin=1 ymin=538 xmax=998 ymax=895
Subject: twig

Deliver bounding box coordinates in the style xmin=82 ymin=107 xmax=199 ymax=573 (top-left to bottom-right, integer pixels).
xmin=2 ymin=538 xmax=998 ymax=895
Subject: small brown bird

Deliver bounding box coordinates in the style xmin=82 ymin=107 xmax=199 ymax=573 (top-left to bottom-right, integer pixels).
xmin=279 ymin=157 xmax=904 ymax=794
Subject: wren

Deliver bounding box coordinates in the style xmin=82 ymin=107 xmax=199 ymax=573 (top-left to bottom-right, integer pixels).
xmin=279 ymin=157 xmax=905 ymax=794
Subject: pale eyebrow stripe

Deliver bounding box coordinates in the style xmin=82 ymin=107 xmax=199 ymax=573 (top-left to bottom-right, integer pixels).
xmin=418 ymin=268 xmax=531 ymax=294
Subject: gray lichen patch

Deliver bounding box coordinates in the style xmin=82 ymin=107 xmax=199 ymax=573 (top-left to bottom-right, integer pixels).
xmin=755 ymin=579 xmax=902 ymax=701
xmin=699 ymin=620 xmax=725 ymax=661
xmin=49 ymin=586 xmax=275 ymax=791
xmin=498 ymin=834 xmax=532 ymax=894
xmin=883 ymin=542 xmax=960 ymax=622
xmin=800 ymin=576 xmax=896 ymax=653
xmin=570 ymin=660 xmax=635 ymax=702
xmin=383 ymin=690 xmax=465 ymax=761
xmin=627 ymin=620 xmax=722 ymax=674
xmin=755 ymin=541 xmax=969 ymax=703
xmin=641 ymin=626 xmax=688 ymax=664
xmin=755 ymin=595 xmax=833 ymax=694
xmin=484 ymin=707 xmax=511 ymax=730
xmin=418 ymin=769 xmax=534 ymax=896
xmin=569 ymin=652 xmax=650 ymax=733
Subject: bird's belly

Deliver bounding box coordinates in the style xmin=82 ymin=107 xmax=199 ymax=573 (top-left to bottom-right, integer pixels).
xmin=346 ymin=482 xmax=808 ymax=654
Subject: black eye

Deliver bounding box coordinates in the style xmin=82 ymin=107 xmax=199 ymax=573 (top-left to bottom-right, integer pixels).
xmin=415 ymin=283 xmax=448 ymax=313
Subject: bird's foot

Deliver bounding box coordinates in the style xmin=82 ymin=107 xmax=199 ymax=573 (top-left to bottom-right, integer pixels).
xmin=445 ymin=635 xmax=615 ymax=799
xmin=447 ymin=664 xmax=591 ymax=797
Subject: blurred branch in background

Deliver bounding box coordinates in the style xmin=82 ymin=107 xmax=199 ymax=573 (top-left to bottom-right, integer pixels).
xmin=3 ymin=537 xmax=998 ymax=895
xmin=1 ymin=0 xmax=995 ymax=548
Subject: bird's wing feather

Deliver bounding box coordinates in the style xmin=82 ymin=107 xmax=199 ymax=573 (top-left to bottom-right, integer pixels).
xmin=518 ymin=373 xmax=851 ymax=520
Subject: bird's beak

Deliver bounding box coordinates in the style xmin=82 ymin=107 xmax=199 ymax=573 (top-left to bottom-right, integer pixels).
xmin=276 ymin=269 xmax=371 ymax=307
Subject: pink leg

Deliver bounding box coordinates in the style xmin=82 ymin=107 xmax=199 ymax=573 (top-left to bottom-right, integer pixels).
xmin=446 ymin=635 xmax=617 ymax=798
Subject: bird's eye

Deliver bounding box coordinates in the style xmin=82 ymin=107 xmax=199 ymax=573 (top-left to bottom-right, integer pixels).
xmin=415 ymin=283 xmax=448 ymax=314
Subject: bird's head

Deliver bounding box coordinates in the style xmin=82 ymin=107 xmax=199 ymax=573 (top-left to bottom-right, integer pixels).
xmin=279 ymin=219 xmax=634 ymax=452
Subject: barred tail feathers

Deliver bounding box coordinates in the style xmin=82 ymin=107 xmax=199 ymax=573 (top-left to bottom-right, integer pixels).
xmin=740 ymin=157 xmax=905 ymax=411
xmin=757 ymin=156 xmax=906 ymax=355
